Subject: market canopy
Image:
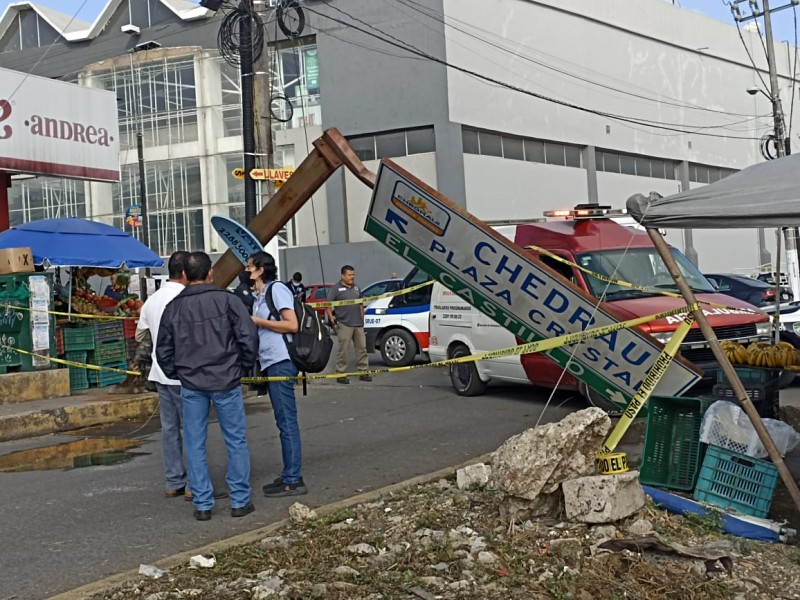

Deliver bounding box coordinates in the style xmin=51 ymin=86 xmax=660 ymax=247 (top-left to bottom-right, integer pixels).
xmin=626 ymin=152 xmax=800 ymax=229
xmin=0 ymin=218 xmax=163 ymax=268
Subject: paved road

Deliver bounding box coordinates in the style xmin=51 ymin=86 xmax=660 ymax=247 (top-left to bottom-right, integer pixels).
xmin=0 ymin=362 xmax=583 ymax=600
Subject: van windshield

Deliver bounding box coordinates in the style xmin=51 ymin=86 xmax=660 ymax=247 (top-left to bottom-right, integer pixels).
xmin=575 ymin=248 xmax=715 ymax=300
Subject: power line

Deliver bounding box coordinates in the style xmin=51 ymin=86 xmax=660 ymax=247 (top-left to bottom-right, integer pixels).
xmin=308 ymin=2 xmax=764 ymax=140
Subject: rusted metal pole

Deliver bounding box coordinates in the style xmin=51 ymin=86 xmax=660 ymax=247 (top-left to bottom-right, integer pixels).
xmin=212 ymin=128 xmax=375 ymax=288
xmin=648 ymin=227 xmax=800 ymax=512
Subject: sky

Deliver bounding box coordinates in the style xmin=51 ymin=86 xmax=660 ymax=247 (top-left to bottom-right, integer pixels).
xmin=0 ymin=0 xmax=796 ymax=42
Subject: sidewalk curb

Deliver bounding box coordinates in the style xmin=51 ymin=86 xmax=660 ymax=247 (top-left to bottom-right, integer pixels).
xmin=49 ymin=452 xmax=494 ymax=600
xmin=0 ymin=394 xmax=159 ymax=443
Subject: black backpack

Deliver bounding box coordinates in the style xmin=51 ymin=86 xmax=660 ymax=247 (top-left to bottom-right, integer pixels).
xmin=265 ymin=282 xmax=333 ymax=373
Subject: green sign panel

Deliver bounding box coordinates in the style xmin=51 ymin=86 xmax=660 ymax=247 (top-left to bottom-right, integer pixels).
xmin=364 ymin=160 xmax=701 ymax=404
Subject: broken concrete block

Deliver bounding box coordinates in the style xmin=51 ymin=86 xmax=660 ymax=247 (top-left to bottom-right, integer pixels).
xmin=456 ymin=463 xmax=491 ymax=489
xmin=562 ymin=471 xmax=645 ymax=524
xmin=492 ymin=408 xmax=611 ymax=519
xmin=548 ymin=537 xmax=583 ymax=566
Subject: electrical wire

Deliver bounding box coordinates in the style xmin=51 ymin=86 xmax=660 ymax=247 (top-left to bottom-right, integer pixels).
xmin=396 ymin=0 xmax=762 ymax=121
xmin=309 ymin=2 xmax=763 ymax=140
xmin=735 ymin=17 xmax=772 ymax=91
xmin=217 ymin=3 xmax=265 ymax=67
xmin=788 ymin=5 xmax=798 ymax=140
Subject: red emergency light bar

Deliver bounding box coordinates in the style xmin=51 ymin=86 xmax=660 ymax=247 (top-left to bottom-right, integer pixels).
xmin=543 ymin=204 xmax=622 ymax=219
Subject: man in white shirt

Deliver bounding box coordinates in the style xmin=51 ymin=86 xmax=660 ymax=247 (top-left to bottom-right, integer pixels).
xmin=136 ymin=251 xmax=190 ymax=498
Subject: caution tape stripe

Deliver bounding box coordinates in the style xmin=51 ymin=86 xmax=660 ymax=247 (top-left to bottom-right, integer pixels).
xmin=0 ymin=303 xmax=698 ymax=385
xmin=600 ymin=314 xmax=695 ymax=454
xmin=305 ymin=280 xmax=434 ymax=308
xmin=525 ymin=244 xmax=749 ymax=313
xmin=0 ymin=302 xmax=137 ymax=321
xmin=0 ymin=345 xmax=139 ymax=376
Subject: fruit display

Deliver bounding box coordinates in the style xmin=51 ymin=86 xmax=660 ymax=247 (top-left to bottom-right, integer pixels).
xmin=117 ymin=296 xmax=144 ymax=318
xmin=720 ymin=340 xmax=798 ymax=369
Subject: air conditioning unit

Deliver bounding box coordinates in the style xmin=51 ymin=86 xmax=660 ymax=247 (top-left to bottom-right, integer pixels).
xmin=121 ymin=24 xmax=140 ymax=35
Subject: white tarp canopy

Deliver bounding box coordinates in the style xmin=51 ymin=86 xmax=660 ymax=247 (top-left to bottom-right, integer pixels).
xmin=626 ymin=153 xmax=800 ymax=229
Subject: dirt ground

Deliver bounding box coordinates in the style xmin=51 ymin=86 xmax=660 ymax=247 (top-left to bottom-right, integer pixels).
xmin=93 ymin=476 xmax=800 ymax=600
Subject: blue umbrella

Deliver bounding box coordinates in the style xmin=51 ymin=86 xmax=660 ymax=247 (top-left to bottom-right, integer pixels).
xmin=0 ymin=218 xmax=163 ymax=268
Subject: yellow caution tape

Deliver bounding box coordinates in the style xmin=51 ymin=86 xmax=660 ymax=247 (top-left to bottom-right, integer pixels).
xmin=0 ymin=303 xmax=698 ymax=389
xmin=525 ymin=244 xmax=748 ymax=312
xmin=601 ymin=314 xmax=694 ymax=453
xmin=0 ymin=345 xmax=140 ymax=376
xmin=596 ymin=452 xmax=629 ymax=475
xmin=306 ymin=280 xmax=434 ymax=308
xmin=243 ymin=303 xmax=698 ymax=383
xmin=0 ymin=302 xmax=137 ymax=321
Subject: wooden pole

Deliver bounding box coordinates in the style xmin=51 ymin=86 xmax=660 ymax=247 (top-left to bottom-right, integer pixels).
xmin=648 ymin=227 xmax=800 ymax=512
xmin=212 ymin=128 xmax=375 ymax=288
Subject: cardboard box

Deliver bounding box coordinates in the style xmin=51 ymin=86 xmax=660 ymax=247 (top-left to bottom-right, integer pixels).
xmin=0 ymin=247 xmax=35 ymax=275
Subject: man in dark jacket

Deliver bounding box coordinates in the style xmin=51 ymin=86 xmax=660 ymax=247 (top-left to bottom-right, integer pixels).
xmin=232 ymin=269 xmax=255 ymax=312
xmin=157 ymin=251 xmax=259 ymax=522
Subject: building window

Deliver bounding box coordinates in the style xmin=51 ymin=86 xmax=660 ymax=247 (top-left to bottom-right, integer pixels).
xmin=595 ymin=149 xmax=678 ymax=180
xmin=97 ymin=56 xmax=199 ymax=149
xmin=8 ymin=177 xmax=86 ymax=226
xmin=462 ymin=126 xmax=582 ymax=168
xmin=348 ymin=127 xmax=436 ymax=162
xmin=688 ymin=162 xmax=736 ymax=184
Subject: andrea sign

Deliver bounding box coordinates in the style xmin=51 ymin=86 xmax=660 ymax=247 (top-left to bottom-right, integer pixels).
xmin=0 ymin=67 xmax=120 ymax=182
xmin=365 ymin=160 xmax=701 ymax=404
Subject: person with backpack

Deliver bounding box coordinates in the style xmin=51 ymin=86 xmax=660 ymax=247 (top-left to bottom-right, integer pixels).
xmin=247 ymin=251 xmax=308 ymax=497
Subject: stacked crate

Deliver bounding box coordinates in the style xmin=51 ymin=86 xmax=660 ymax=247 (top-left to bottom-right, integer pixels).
xmin=712 ymin=367 xmax=780 ymax=419
xmin=62 ymin=325 xmax=94 ymax=392
xmin=88 ymin=321 xmax=127 ymax=387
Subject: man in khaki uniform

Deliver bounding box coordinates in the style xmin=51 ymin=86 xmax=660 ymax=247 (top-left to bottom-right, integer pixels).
xmin=326 ymin=265 xmax=371 ymax=384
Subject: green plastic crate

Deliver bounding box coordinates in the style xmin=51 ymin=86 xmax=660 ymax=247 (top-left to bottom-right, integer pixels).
xmin=90 ymin=340 xmax=127 ymax=362
xmin=87 ymin=360 xmax=128 ymax=387
xmin=694 ymin=445 xmax=779 ymax=518
xmin=65 ymin=350 xmax=89 ymax=391
xmin=93 ymin=320 xmax=124 ymax=342
xmin=716 ymin=366 xmax=779 ymax=387
xmin=63 ymin=326 xmax=95 ymax=351
xmin=639 ymin=396 xmax=711 ymax=491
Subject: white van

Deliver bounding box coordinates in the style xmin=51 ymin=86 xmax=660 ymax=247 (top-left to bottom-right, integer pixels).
xmin=364 ymin=267 xmax=433 ymax=367
xmin=428 ymin=283 xmax=530 ymax=395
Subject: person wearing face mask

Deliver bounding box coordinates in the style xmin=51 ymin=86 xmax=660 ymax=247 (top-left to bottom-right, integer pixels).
xmin=247 ymin=251 xmax=308 ymax=497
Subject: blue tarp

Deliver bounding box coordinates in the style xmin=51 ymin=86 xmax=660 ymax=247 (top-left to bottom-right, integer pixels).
xmin=0 ymin=218 xmax=163 ymax=269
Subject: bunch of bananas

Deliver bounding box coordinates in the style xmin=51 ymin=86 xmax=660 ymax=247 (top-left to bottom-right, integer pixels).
xmin=720 ymin=340 xmax=798 ymax=368
xmin=721 ymin=340 xmax=748 ymax=365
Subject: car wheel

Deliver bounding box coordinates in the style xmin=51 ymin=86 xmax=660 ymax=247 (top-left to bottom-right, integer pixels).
xmin=380 ymin=328 xmax=417 ymax=367
xmin=449 ymin=344 xmax=487 ymax=396
xmin=579 ymin=383 xmax=624 ymax=417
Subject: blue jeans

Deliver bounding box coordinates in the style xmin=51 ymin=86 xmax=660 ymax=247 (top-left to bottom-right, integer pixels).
xmin=156 ymin=383 xmax=187 ymax=490
xmin=181 ymin=386 xmax=251 ymax=510
xmin=265 ymin=360 xmax=302 ymax=484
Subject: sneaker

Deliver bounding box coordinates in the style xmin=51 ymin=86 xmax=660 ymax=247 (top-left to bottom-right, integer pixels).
xmin=337 ymin=377 xmax=350 ymax=384
xmin=262 ymin=477 xmax=305 ymax=494
xmin=359 ymin=375 xmax=373 ymax=382
xmin=263 ymin=481 xmax=308 ymax=497
xmin=230 ymin=502 xmax=255 ymax=518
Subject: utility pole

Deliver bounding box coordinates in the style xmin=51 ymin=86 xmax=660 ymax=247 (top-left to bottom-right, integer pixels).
xmin=240 ymin=0 xmax=257 ymax=225
xmin=253 ymin=0 xmax=274 ymax=217
xmin=760 ymin=0 xmax=800 ymax=298
xmin=136 ymin=131 xmax=149 ymax=250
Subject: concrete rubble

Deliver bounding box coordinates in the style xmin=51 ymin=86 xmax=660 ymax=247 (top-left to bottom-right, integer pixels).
xmin=491 ymin=407 xmax=611 ymax=520
xmin=456 ymin=463 xmax=492 ymax=489
xmin=562 ymin=471 xmax=646 ymax=524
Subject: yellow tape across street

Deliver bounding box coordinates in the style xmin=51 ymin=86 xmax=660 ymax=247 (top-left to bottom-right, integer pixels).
xmin=1 ymin=345 xmax=140 ymax=376
xmin=306 ymin=279 xmax=434 ymax=308
xmin=0 ymin=302 xmax=137 ymax=321
xmin=600 ymin=314 xmax=695 ymax=454
xmin=525 ymin=244 xmax=748 ymax=313
xmin=0 ymin=303 xmax=698 ymax=388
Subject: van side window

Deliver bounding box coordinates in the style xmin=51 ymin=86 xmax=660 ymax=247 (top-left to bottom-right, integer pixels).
xmin=391 ymin=268 xmax=432 ymax=307
xmin=539 ymin=255 xmax=577 ymax=284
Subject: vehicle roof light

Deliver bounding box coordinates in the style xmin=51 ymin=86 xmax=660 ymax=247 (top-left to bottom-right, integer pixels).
xmin=543 ymin=204 xmax=625 ymax=220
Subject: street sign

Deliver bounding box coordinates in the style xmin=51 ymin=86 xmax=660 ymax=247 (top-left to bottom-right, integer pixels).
xmin=231 ymin=168 xmax=245 ymax=179
xmin=210 ymin=215 xmax=264 ymax=266
xmin=250 ymin=167 xmax=295 ymax=181
xmin=364 ymin=160 xmax=701 ymax=404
